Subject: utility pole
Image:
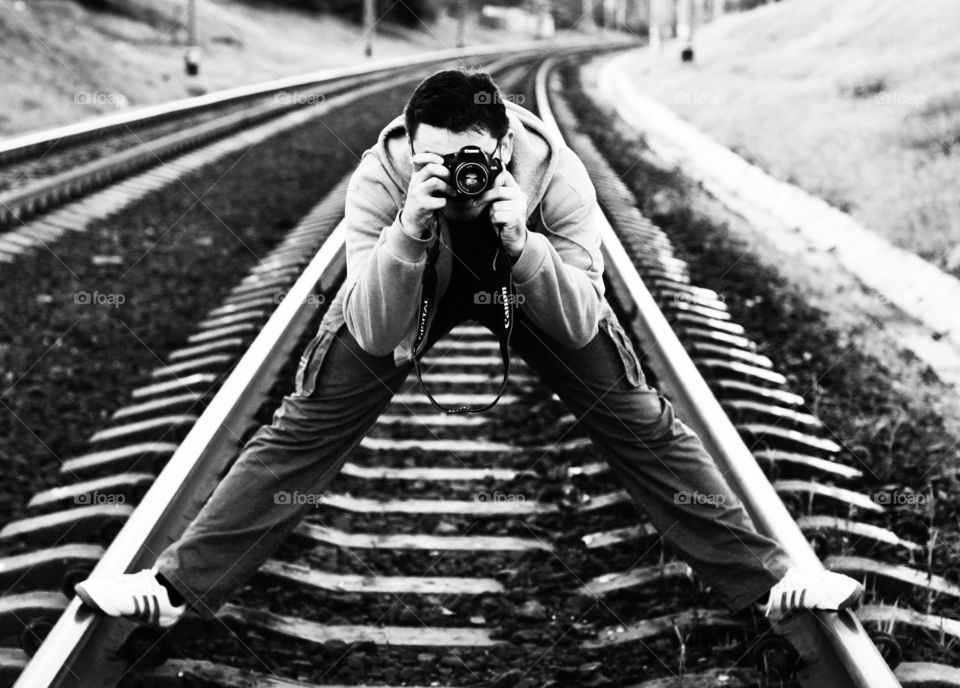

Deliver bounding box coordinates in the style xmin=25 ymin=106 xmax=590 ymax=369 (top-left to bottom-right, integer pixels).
xmin=678 ymin=0 xmax=695 ymax=62
xmin=534 ymin=0 xmax=553 ymax=38
xmin=604 ymin=0 xmax=621 ymax=31
xmin=364 ymin=0 xmax=375 ymax=57
xmin=581 ymin=0 xmax=596 ymax=31
xmin=456 ymin=0 xmax=466 ymax=48
xmin=184 ymin=0 xmax=201 ymax=76
xmin=649 ymin=0 xmax=663 ymax=52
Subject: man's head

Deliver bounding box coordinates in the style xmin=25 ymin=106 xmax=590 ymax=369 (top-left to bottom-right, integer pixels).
xmin=404 ymin=69 xmax=515 ymax=222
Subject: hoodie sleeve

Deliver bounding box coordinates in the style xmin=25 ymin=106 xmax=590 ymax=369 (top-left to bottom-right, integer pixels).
xmin=510 ymin=145 xmax=605 ymax=349
xmin=341 ymin=151 xmax=434 ymax=356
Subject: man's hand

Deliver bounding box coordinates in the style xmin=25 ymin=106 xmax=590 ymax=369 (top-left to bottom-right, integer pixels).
xmin=401 ymin=153 xmax=454 ymax=238
xmin=478 ymin=170 xmax=528 ymax=259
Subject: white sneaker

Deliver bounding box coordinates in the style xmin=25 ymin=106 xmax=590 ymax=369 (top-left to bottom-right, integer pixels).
xmin=74 ymin=568 xmax=187 ymax=628
xmin=763 ymin=568 xmax=864 ymax=619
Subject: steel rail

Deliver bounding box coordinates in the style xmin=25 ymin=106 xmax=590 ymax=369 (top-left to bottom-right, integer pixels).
xmin=12 ymin=41 xmax=638 ymax=688
xmin=533 ymin=56 xmax=902 ymax=688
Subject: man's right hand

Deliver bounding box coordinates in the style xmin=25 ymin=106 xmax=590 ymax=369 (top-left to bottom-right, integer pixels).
xmin=400 ymin=153 xmax=454 ymax=238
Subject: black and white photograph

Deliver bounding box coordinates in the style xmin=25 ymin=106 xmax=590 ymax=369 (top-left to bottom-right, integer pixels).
xmin=0 ymin=1 xmax=958 ymax=686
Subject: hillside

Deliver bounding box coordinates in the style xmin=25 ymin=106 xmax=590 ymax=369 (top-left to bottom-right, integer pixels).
xmin=0 ymin=0 xmax=538 ymax=137
xmin=625 ymin=0 xmax=960 ymax=276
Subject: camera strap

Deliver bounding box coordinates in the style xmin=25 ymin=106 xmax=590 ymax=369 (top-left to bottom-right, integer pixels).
xmin=410 ymin=222 xmax=515 ymax=414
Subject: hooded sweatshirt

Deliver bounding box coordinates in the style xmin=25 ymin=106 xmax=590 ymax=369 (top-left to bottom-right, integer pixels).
xmin=316 ymin=100 xmax=615 ymax=368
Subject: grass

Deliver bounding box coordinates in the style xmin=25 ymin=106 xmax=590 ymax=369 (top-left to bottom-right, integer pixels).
xmin=623 ymin=0 xmax=960 ymax=277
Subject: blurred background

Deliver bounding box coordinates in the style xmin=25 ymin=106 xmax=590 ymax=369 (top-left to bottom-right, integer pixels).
xmin=0 ymin=0 xmax=776 ymax=137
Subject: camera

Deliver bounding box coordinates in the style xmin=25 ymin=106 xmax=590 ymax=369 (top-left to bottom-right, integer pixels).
xmin=441 ymin=145 xmax=503 ymax=197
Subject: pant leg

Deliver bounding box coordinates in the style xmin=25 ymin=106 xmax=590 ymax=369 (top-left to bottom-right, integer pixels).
xmin=154 ymin=300 xmax=465 ymax=619
xmin=475 ymin=304 xmax=794 ymax=613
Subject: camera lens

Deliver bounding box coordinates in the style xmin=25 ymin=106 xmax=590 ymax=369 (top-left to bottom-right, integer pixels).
xmin=455 ymin=162 xmax=488 ymax=196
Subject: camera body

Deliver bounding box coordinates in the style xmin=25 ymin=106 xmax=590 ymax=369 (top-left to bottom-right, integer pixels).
xmin=441 ymin=145 xmax=503 ymax=198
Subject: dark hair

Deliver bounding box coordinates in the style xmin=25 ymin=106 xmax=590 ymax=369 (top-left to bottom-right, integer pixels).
xmin=404 ymin=69 xmax=510 ymax=142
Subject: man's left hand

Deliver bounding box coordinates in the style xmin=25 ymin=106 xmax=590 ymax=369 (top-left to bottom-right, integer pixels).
xmin=479 ymin=170 xmax=528 ymax=259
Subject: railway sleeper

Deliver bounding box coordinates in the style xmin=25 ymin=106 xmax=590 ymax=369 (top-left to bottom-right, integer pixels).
xmin=27 ymin=472 xmax=154 ymax=512
xmin=583 ymin=608 xmax=741 ymax=649
xmin=798 ymin=515 xmax=925 ymax=562
xmin=0 ymin=504 xmax=132 ymax=547
xmin=0 ymin=544 xmax=103 ymax=595
xmin=59 ymin=442 xmax=178 ymax=477
xmin=826 ymin=555 xmax=960 ymax=600
xmin=131 ymin=373 xmax=220 ymax=399
xmin=291 ymin=522 xmax=555 ymax=553
xmin=576 ymin=561 xmax=694 ymax=597
xmin=710 ymin=379 xmax=805 ymax=407
xmin=110 ymin=392 xmax=207 ymax=422
xmin=774 ymin=479 xmax=886 ymax=516
xmin=689 ymin=342 xmax=774 ymax=368
xmin=87 ymin=414 xmax=199 ymax=446
xmin=721 ymin=399 xmax=823 ymax=430
xmin=149 ymin=354 xmax=236 ymax=380
xmin=737 ymin=423 xmax=842 ymax=456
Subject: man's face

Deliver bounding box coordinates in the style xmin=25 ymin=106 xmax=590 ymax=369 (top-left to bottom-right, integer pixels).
xmin=410 ymin=123 xmax=513 ymax=222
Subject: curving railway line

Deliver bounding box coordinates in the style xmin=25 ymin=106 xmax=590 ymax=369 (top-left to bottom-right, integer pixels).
xmin=0 ymin=39 xmax=958 ymax=688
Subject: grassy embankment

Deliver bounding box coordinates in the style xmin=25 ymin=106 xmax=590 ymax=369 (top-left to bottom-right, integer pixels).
xmin=625 ymin=0 xmax=960 ymax=277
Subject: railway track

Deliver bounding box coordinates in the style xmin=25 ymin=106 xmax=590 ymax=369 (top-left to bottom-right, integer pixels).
xmin=0 ymin=41 xmax=958 ymax=688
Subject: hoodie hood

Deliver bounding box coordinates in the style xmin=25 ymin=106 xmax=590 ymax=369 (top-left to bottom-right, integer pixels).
xmin=366 ymin=100 xmax=564 ymax=216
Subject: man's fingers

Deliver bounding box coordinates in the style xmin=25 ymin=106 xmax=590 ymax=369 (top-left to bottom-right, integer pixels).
xmin=412 ymin=152 xmax=444 ymax=166
xmin=413 ymin=163 xmax=451 ymax=183
xmin=421 ymin=195 xmax=447 ymax=210
xmin=474 ymin=186 xmax=513 ymax=204
xmin=498 ymin=169 xmax=519 ymax=187
xmin=490 ymin=200 xmax=520 ymax=217
xmin=490 ymin=209 xmax=510 ymax=225
xmin=426 ymin=177 xmax=455 ymax=197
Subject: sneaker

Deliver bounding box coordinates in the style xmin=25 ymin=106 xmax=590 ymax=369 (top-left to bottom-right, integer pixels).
xmin=762 ymin=568 xmax=864 ymax=619
xmin=74 ymin=568 xmax=187 ymax=628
